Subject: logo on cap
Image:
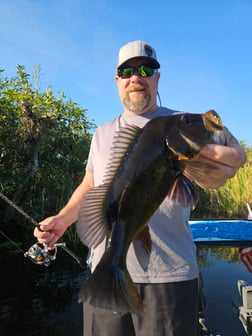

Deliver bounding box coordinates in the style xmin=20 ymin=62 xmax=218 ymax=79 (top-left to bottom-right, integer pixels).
xmin=144 ymin=44 xmax=153 ymax=57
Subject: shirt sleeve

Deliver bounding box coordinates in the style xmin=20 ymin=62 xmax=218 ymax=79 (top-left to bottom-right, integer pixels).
xmin=85 ymin=131 xmax=97 ymax=174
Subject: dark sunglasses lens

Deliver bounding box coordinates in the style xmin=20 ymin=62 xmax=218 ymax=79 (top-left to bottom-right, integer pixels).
xmin=118 ymin=65 xmax=155 ymax=78
xmin=121 ymin=67 xmax=134 ymax=78
xmin=137 ymin=65 xmax=154 ymax=77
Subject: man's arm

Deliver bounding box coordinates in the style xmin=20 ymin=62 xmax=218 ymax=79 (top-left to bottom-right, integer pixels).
xmin=34 ymin=171 xmax=94 ymax=247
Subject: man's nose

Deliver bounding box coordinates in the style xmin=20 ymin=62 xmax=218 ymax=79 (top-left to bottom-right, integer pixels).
xmin=130 ymin=70 xmax=143 ymax=81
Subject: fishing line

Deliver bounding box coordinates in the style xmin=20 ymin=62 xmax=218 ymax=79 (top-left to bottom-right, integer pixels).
xmin=0 ymin=230 xmax=25 ymax=254
xmin=157 ymin=92 xmax=162 ymax=106
xmin=0 ymin=191 xmax=85 ymax=268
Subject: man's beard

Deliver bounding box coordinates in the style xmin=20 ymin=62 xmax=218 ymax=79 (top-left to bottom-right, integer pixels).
xmin=123 ymin=85 xmax=151 ymax=113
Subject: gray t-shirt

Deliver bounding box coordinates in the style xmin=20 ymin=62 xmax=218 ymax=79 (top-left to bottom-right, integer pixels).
xmin=85 ymin=106 xmax=198 ymax=283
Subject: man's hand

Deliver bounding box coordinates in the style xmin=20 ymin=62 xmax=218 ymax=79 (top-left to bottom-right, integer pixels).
xmin=185 ymin=142 xmax=246 ymax=189
xmin=34 ymin=172 xmax=94 ymax=248
xmin=34 ymin=215 xmax=69 ymax=248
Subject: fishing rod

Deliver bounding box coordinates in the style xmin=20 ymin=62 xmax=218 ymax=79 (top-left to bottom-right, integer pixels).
xmin=0 ymin=191 xmax=85 ymax=268
xmin=0 ymin=191 xmax=40 ymax=227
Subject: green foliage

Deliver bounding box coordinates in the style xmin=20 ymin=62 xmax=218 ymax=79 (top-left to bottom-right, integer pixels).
xmin=192 ymin=145 xmax=252 ymax=218
xmin=197 ymin=246 xmax=241 ymax=267
xmin=0 ymin=65 xmax=95 ymax=232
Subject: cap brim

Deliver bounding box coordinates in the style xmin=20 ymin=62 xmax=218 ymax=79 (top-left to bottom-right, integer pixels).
xmin=117 ymin=56 xmax=160 ymax=69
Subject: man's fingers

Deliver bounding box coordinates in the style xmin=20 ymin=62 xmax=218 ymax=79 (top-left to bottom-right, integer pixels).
xmin=200 ymin=144 xmax=246 ymax=168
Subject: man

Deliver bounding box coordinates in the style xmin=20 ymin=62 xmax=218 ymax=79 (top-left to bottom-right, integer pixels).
xmin=34 ymin=40 xmax=246 ymax=336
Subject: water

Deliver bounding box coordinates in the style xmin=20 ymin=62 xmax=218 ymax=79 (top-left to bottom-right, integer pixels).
xmin=1 ymin=244 xmax=252 ymax=335
xmin=0 ymin=244 xmax=87 ymax=336
xmin=199 ymin=249 xmax=252 ymax=336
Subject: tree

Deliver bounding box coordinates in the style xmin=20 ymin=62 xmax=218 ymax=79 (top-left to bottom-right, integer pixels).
xmin=0 ymin=65 xmax=95 ymax=237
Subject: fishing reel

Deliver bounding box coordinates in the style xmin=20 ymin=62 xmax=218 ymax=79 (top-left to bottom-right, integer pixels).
xmin=24 ymin=241 xmax=85 ymax=268
xmin=0 ymin=192 xmax=84 ymax=268
xmin=24 ymin=242 xmax=63 ymax=267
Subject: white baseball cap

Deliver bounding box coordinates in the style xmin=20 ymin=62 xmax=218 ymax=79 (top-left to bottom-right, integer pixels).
xmin=117 ymin=40 xmax=160 ymax=69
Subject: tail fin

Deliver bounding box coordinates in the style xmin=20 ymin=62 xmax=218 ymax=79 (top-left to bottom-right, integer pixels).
xmin=79 ymin=252 xmax=144 ymax=315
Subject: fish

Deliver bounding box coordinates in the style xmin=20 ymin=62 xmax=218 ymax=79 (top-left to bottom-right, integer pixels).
xmin=77 ymin=110 xmax=226 ymax=315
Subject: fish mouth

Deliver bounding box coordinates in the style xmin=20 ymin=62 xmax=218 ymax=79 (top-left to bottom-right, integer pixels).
xmin=211 ymin=130 xmax=227 ymax=146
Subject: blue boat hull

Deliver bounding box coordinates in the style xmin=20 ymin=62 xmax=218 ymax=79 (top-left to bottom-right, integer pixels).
xmin=189 ymin=219 xmax=252 ymax=246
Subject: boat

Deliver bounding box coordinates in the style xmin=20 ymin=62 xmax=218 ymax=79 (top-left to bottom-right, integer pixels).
xmin=190 ymin=219 xmax=252 ymax=247
xmin=190 ymin=218 xmax=252 ymax=336
xmin=232 ymin=280 xmax=252 ymax=336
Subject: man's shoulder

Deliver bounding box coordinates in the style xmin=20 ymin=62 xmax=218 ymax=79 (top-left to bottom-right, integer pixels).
xmin=97 ymin=116 xmax=119 ymax=129
xmin=155 ymin=106 xmax=180 ymax=116
xmin=94 ymin=116 xmax=121 ymax=138
xmin=141 ymin=106 xmax=181 ymax=120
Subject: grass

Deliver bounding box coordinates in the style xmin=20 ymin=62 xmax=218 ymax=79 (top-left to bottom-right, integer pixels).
xmin=192 ymin=145 xmax=252 ymax=218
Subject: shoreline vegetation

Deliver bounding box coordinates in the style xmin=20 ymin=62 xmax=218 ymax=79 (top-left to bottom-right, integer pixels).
xmin=192 ymin=145 xmax=251 ymax=219
xmin=0 ymin=66 xmax=251 ymax=250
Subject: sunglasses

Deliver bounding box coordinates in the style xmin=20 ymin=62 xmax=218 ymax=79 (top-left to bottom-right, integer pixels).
xmin=117 ymin=65 xmax=158 ymax=79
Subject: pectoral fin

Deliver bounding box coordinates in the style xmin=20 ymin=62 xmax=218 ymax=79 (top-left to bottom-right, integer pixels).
xmin=167 ymin=175 xmax=198 ymax=209
xmin=183 ymin=160 xmax=219 ymax=182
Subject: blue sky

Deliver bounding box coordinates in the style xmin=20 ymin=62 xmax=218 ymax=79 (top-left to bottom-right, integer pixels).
xmin=0 ymin=0 xmax=251 ymax=145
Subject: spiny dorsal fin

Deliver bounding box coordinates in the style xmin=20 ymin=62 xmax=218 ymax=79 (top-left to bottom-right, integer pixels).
xmin=102 ymin=124 xmax=142 ymax=184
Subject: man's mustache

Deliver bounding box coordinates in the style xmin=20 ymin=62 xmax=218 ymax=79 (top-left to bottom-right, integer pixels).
xmin=126 ymin=84 xmax=146 ymax=93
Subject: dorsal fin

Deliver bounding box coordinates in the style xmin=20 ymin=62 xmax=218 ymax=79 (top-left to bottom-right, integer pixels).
xmin=102 ymin=124 xmax=142 ymax=184
xmin=78 ymin=125 xmax=142 ymax=249
xmin=77 ymin=184 xmax=111 ymax=248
